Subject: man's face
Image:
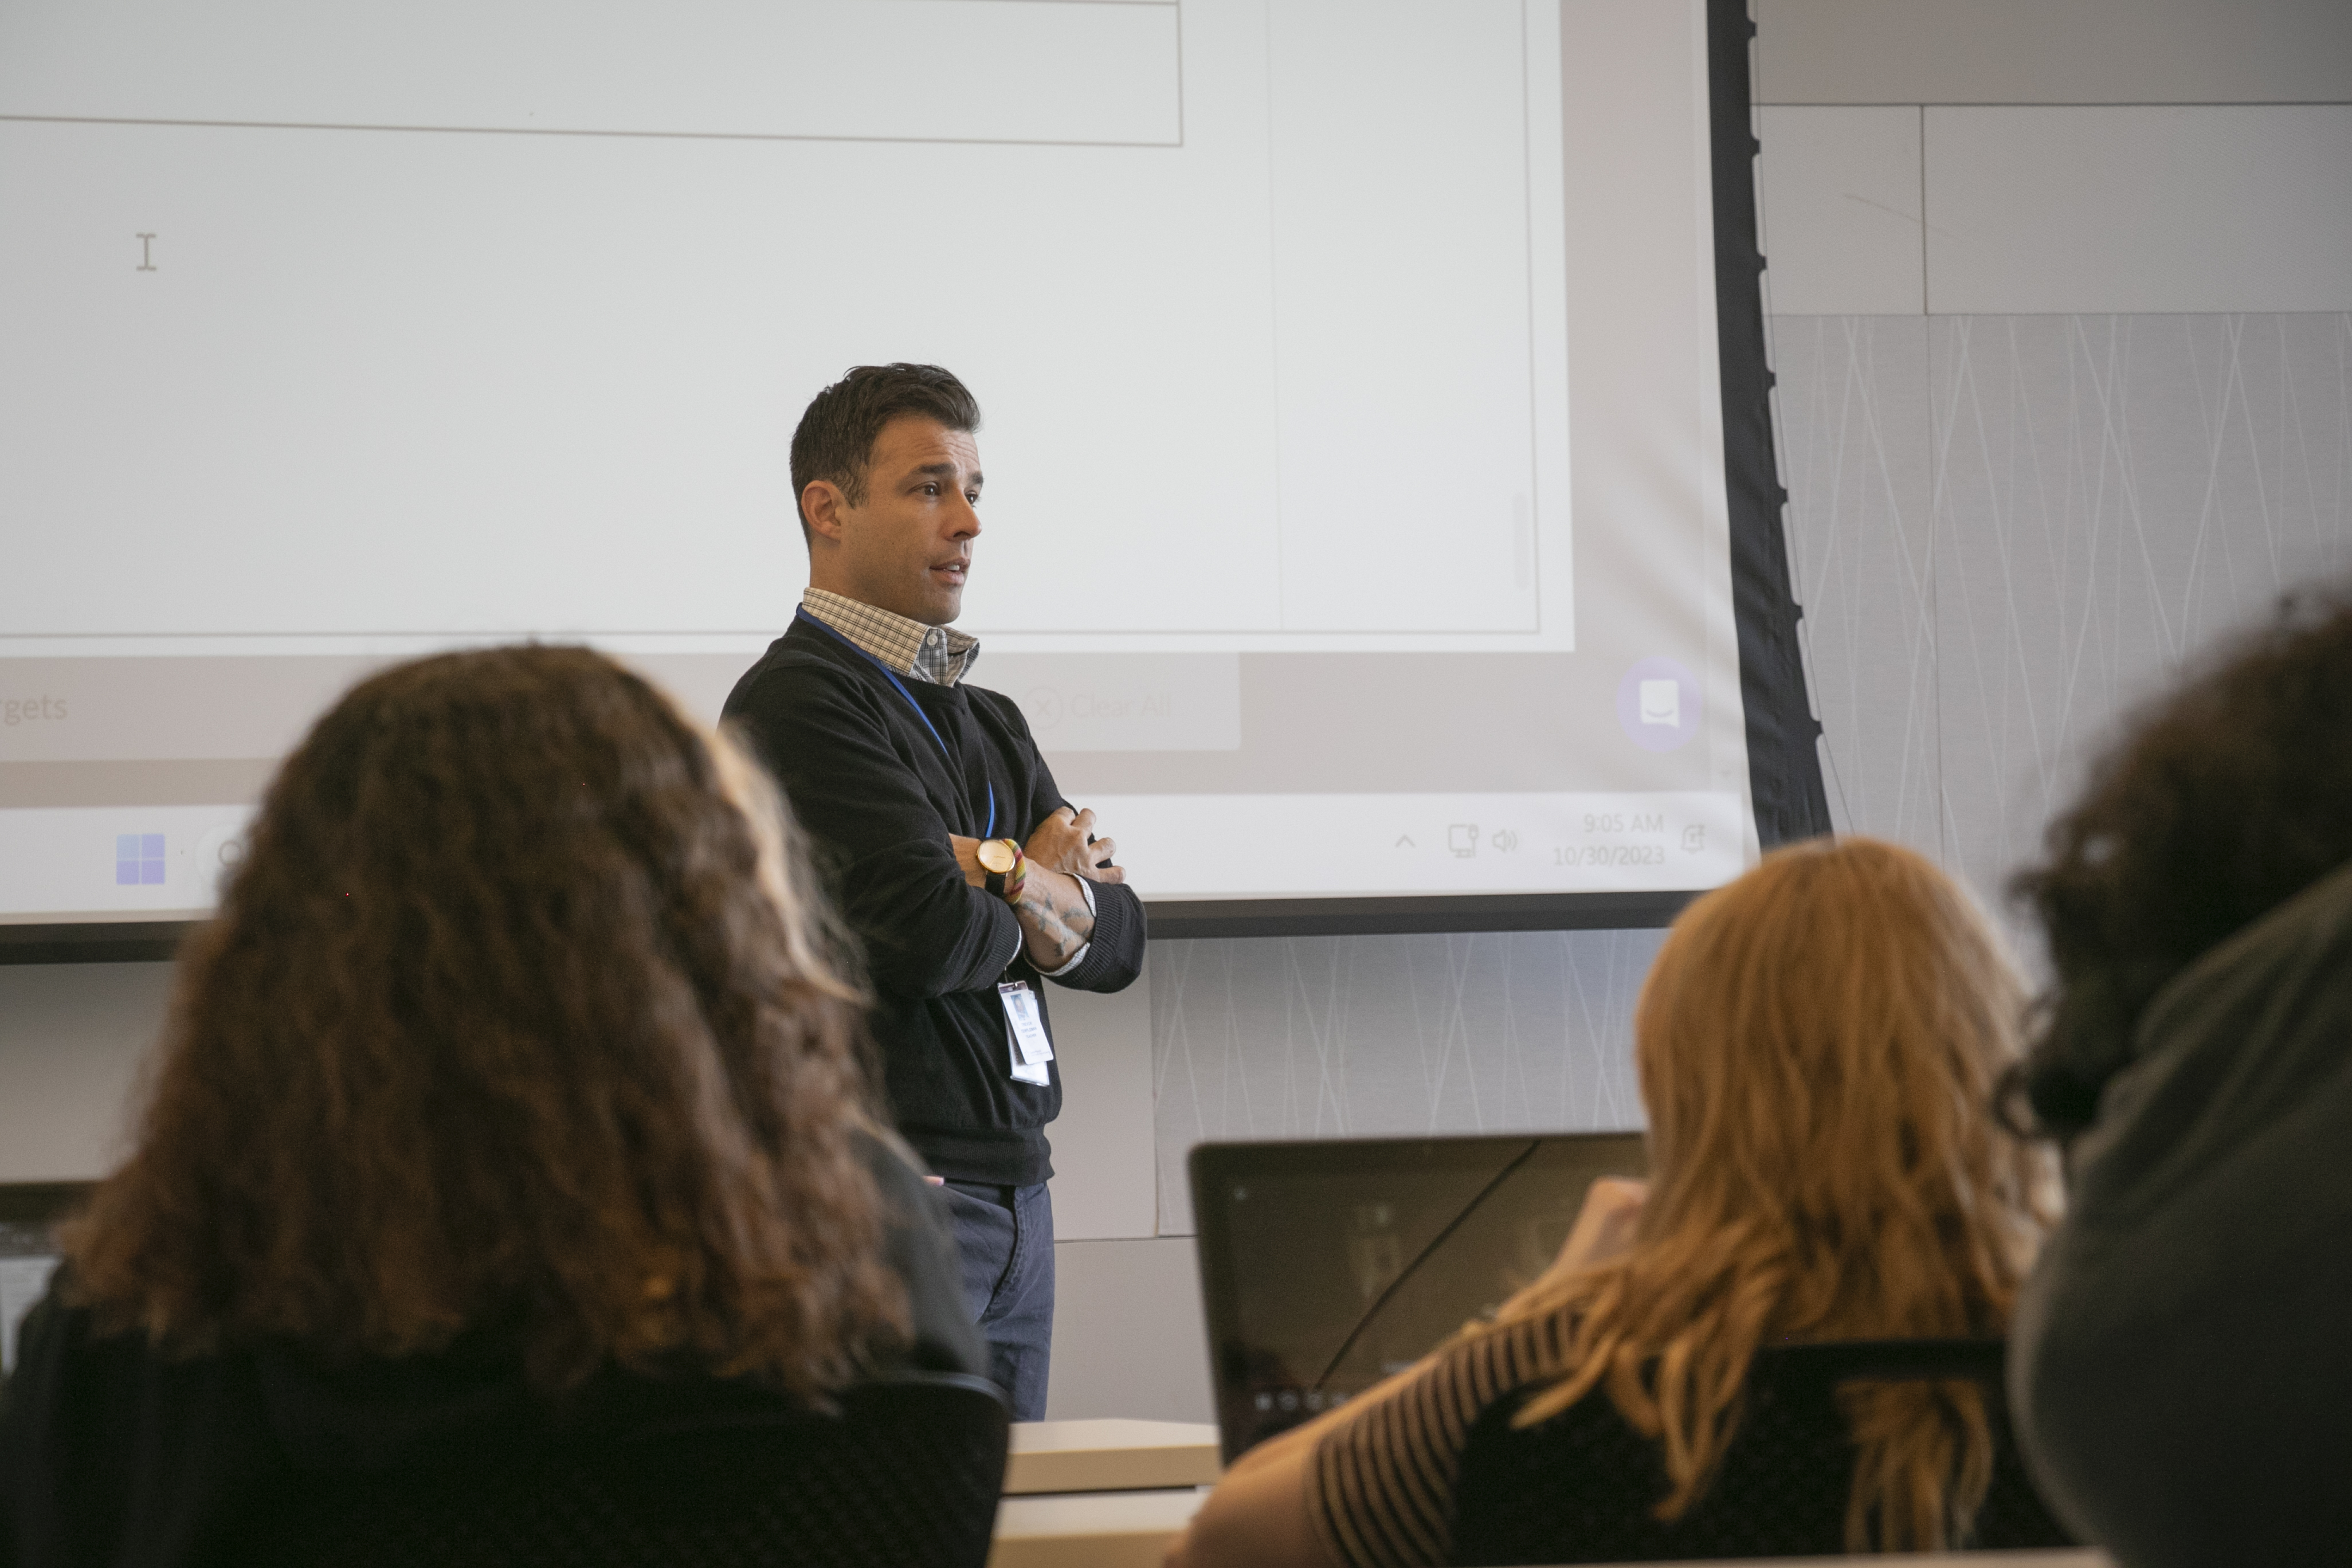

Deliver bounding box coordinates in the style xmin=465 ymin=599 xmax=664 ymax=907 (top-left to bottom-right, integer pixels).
xmin=806 ymin=415 xmax=983 ymax=626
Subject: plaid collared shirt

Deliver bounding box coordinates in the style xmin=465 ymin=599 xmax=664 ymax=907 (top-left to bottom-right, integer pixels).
xmin=799 ymin=585 xmax=1095 ymax=977
xmin=800 ymin=588 xmax=979 ymax=687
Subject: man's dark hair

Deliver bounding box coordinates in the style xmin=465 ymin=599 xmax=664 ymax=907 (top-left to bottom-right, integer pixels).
xmin=789 ymin=363 xmax=981 ymax=543
xmin=2008 ymin=584 xmax=2352 ymax=1138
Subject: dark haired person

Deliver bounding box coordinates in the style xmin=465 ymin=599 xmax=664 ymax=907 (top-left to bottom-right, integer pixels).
xmin=722 ymin=363 xmax=1146 ymax=1418
xmin=2005 ymin=589 xmax=2352 ymax=1568
xmin=0 ymin=646 xmax=983 ymax=1564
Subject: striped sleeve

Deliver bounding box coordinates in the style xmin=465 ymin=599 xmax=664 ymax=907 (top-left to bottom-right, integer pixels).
xmin=1307 ymin=1312 xmax=1567 ymax=1568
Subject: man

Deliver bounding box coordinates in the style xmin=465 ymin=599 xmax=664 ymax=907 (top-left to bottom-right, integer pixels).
xmin=722 ymin=363 xmax=1145 ymax=1419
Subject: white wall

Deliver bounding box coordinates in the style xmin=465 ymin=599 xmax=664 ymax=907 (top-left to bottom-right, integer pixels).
xmin=1756 ymin=103 xmax=2352 ymax=318
xmin=1029 ymin=974 xmax=1218 ymax=1421
xmin=1753 ymin=0 xmax=2352 ymax=322
xmin=1754 ymin=0 xmax=2352 ymax=107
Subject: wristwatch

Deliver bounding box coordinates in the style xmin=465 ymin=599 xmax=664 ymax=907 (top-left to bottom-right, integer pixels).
xmin=977 ymin=837 xmax=1026 ymax=903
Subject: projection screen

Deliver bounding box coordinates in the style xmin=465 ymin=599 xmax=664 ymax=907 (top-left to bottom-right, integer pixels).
xmin=0 ymin=0 xmax=1810 ymax=946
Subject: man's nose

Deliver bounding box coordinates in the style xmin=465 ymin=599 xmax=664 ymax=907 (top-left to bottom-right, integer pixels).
xmin=948 ymin=491 xmax=981 ymax=539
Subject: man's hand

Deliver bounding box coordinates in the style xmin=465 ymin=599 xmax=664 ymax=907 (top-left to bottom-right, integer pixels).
xmin=945 ymin=828 xmax=1099 ymax=969
xmin=1026 ymin=806 xmax=1123 ymax=884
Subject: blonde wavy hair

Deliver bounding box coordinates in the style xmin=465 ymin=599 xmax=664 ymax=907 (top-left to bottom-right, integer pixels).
xmin=1495 ymin=837 xmax=2052 ymax=1550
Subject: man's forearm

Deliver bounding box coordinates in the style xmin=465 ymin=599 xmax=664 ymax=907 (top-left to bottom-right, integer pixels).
xmin=1012 ymin=864 xmax=1094 ymax=970
xmin=948 ymin=834 xmax=1095 ymax=970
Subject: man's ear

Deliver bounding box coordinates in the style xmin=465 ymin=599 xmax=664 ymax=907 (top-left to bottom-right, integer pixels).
xmin=801 ymin=479 xmax=849 ymax=544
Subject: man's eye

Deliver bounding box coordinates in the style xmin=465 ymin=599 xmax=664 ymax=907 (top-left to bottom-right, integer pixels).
xmin=921 ymin=483 xmax=940 ymax=495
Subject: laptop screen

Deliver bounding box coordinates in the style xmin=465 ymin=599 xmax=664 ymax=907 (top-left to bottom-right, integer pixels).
xmin=1189 ymin=1132 xmax=1647 ymax=1461
xmin=0 ymin=1184 xmax=91 ymax=1382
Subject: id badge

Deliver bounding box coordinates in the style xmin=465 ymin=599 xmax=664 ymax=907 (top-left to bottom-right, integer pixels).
xmin=1000 ymin=981 xmax=1053 ymax=1085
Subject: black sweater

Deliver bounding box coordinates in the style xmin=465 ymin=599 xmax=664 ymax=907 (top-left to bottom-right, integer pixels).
xmin=722 ymin=616 xmax=1146 ymax=1185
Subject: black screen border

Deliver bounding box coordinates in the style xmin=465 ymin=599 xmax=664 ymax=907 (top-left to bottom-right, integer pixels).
xmin=0 ymin=894 xmax=1700 ymax=962
xmin=1710 ymin=0 xmax=1834 ymax=847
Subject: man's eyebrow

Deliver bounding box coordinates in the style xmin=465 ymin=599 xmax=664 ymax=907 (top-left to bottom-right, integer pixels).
xmin=904 ymin=460 xmax=982 ymax=489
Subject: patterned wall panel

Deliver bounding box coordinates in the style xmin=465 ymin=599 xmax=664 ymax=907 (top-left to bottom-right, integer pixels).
xmin=1148 ymin=928 xmax=1661 ymax=1233
xmin=1767 ymin=315 xmax=1939 ymax=852
xmin=1927 ymin=313 xmax=2352 ymax=924
xmin=1774 ymin=309 xmax=2352 ymax=949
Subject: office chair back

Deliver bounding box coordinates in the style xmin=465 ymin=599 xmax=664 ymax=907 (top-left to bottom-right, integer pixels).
xmin=1446 ymin=1339 xmax=2073 ymax=1565
xmin=241 ymin=1371 xmax=1010 ymax=1568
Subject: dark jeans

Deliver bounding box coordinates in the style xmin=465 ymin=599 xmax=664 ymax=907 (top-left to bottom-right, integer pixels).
xmin=939 ymin=1179 xmax=1055 ymax=1421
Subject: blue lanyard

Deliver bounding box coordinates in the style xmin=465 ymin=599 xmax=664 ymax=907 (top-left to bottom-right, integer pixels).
xmin=797 ymin=608 xmax=994 ymax=839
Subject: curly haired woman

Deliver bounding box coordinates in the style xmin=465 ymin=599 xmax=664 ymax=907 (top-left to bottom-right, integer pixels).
xmin=2006 ymin=589 xmax=2352 ymax=1568
xmin=1169 ymin=837 xmax=2065 ymax=1566
xmin=0 ymin=646 xmax=983 ymax=1564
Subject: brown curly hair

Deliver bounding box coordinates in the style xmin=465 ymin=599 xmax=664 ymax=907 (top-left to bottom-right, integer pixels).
xmin=2010 ymin=587 xmax=2352 ymax=1136
xmin=63 ymin=645 xmax=907 ymax=1398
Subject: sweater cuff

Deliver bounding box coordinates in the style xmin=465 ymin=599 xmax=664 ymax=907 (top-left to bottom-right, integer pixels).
xmin=1048 ymin=881 xmax=1140 ymax=991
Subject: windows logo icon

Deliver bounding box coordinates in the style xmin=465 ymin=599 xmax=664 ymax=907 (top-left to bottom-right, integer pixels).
xmin=116 ymin=833 xmax=166 ymax=887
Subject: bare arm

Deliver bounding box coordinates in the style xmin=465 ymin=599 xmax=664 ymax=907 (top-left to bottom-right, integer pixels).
xmin=951 ymin=806 xmax=1123 ymax=971
xmin=1163 ymin=1179 xmax=1651 ymax=1568
xmin=948 ymin=842 xmax=1093 ymax=971
xmin=1163 ymin=1440 xmax=1336 ymax=1568
xmin=1164 ymin=1361 xmax=1426 ymax=1568
xmin=1009 ymin=863 xmax=1093 ymax=970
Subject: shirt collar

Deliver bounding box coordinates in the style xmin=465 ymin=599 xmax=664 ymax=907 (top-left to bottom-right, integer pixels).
xmin=799 ymin=587 xmax=980 ymax=687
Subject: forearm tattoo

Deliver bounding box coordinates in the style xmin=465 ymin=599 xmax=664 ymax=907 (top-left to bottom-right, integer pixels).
xmin=1016 ymin=873 xmax=1096 ymax=966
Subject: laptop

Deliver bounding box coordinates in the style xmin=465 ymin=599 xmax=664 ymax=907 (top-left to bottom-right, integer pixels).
xmin=1189 ymin=1132 xmax=1647 ymax=1462
xmin=0 ymin=1183 xmax=92 ymax=1384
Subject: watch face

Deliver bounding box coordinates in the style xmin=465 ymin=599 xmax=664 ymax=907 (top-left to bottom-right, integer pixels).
xmin=977 ymin=838 xmax=1017 ymax=875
